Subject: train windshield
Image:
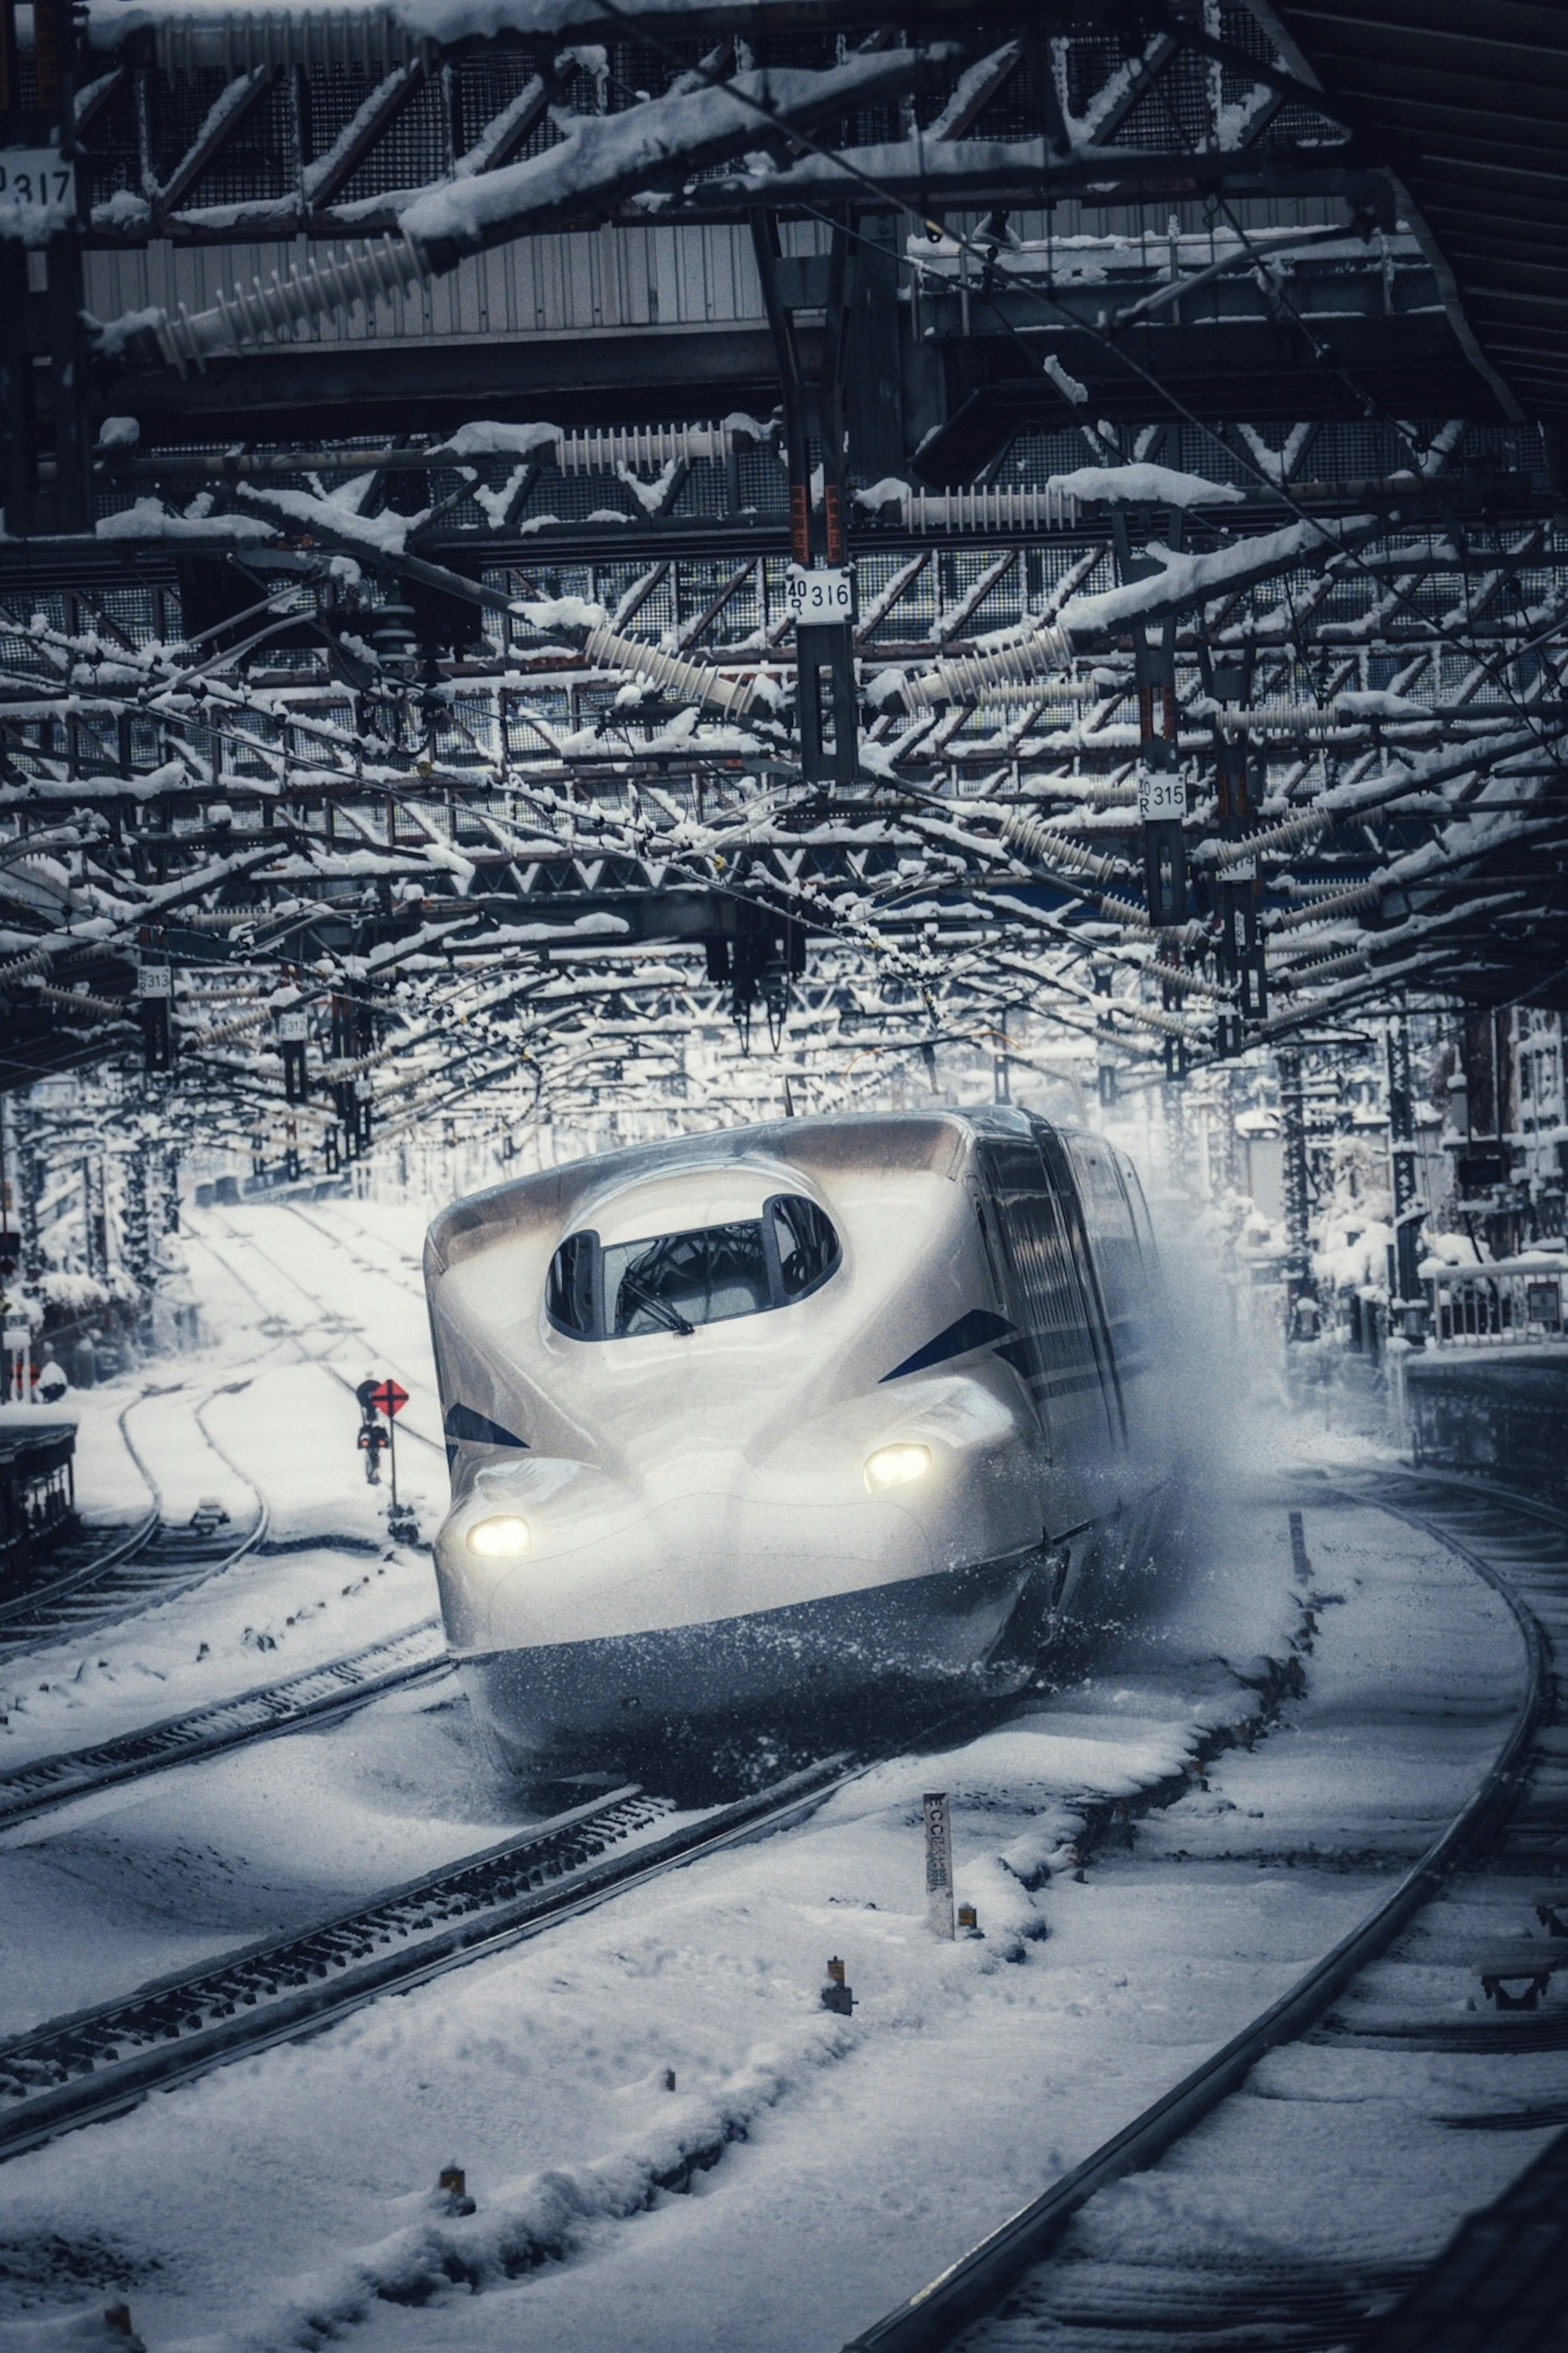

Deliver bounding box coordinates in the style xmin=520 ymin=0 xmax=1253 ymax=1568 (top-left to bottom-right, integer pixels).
xmin=607 ymin=1222 xmax=771 ymax=1336
xmin=547 ymin=1194 xmax=840 ymax=1340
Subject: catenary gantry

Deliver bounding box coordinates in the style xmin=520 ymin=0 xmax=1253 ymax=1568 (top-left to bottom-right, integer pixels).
xmin=0 ymin=0 xmax=1564 ymax=1151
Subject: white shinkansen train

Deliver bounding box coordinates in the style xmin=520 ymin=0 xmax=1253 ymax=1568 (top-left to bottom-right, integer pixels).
xmin=424 ymin=1109 xmax=1173 ymax=1771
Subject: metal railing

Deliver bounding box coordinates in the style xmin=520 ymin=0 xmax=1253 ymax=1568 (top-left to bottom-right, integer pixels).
xmin=1427 ymin=1258 xmax=1566 ymax=1347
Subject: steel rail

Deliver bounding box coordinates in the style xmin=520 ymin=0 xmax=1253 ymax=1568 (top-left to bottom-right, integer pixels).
xmin=0 ymin=1387 xmax=268 ymax=1659
xmin=842 ymin=1475 xmax=1555 ymax=2353
xmin=0 ymin=1753 xmax=860 ymax=2166
xmin=192 ymin=1215 xmax=446 ymax=1459
xmin=0 ymin=1568 xmax=1318 ymax=2172
xmin=0 ymin=1617 xmax=448 ymax=1831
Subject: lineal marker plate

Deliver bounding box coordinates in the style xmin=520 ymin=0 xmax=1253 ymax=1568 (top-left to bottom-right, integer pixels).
xmin=0 ymin=150 xmax=76 ymax=233
xmin=1137 ymin=772 xmax=1185 ymax=821
xmin=786 ymin=564 xmax=855 ymax=623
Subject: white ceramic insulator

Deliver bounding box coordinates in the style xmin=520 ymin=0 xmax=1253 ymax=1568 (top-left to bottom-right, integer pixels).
xmin=155 ymin=234 xmax=430 ymax=373
xmin=1210 ymin=807 xmax=1328 ymax=867
xmin=581 ymin=622 xmax=765 ymax=720
xmin=559 ymin=425 xmax=728 ymax=475
xmin=906 ymin=485 xmax=1081 ymax=533
xmin=913 ymin=619 xmax=1075 ymax=707
xmin=156 ymin=9 xmax=416 ymax=79
xmin=1273 ymin=874 xmax=1387 ymax=930
xmin=1218 ymin=702 xmax=1396 ymax=736
xmin=1096 ymin=893 xmax=1154 ymax=931
xmin=1276 ymin=946 xmax=1370 ymax=988
xmin=1000 ymin=808 xmax=1122 ymax=888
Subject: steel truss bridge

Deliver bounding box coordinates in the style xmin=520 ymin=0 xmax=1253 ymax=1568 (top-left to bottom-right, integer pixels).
xmin=1 ymin=0 xmax=1565 ymax=1159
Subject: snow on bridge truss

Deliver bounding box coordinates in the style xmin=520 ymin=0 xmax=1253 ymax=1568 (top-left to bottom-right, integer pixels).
xmin=1 ymin=0 xmax=1564 ymax=1150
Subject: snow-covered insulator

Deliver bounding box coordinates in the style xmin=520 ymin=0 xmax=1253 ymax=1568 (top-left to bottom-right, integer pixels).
xmin=557 ymin=424 xmax=731 ymax=476
xmin=1000 ymin=805 xmax=1124 ymax=889
xmin=152 ymin=235 xmax=430 ymax=376
xmin=902 ymin=484 xmax=1081 ymax=534
xmin=1206 ymin=807 xmax=1329 ymax=868
xmin=1270 ymin=874 xmax=1388 ymax=931
xmin=902 ymin=620 xmax=1076 ymax=711
xmin=1272 ymin=944 xmax=1371 ymax=990
xmin=1095 ymin=890 xmax=1154 ymax=932
xmin=154 ymin=7 xmax=419 ymax=80
xmin=891 ymin=672 xmax=1102 ymax=712
xmin=1212 ymin=701 xmax=1437 ymax=738
xmin=580 ymin=621 xmax=775 ymax=723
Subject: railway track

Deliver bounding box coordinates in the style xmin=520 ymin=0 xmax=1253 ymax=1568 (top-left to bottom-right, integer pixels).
xmin=0 ymin=1387 xmax=267 ymax=1660
xmin=188 ymin=1213 xmax=445 ymax=1459
xmin=0 ymin=1617 xmax=448 ymax=1831
xmin=0 ymin=1761 xmax=852 ymax=2165
xmin=0 ymin=1567 xmax=1319 ymax=2171
xmin=844 ymin=1471 xmax=1568 ymax=2353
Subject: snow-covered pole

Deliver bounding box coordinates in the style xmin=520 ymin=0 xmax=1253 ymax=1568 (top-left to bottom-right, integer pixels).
xmin=1277 ymin=1047 xmax=1315 ymax=1338
xmin=1208 ymin=648 xmax=1264 ymax=1054
xmin=1385 ymin=1011 xmax=1425 ymax=1335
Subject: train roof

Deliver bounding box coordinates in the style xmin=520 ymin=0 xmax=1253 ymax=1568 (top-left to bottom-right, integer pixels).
xmin=425 ymin=1105 xmax=1116 ymax=1274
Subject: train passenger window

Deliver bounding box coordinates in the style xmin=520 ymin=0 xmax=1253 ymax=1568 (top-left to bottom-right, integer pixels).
xmin=1067 ymin=1139 xmax=1143 ymax=1327
xmin=771 ymin=1195 xmax=840 ymax=1297
xmin=546 ymin=1229 xmax=598 ymax=1337
xmin=978 ymin=1136 xmax=1118 ymax=1445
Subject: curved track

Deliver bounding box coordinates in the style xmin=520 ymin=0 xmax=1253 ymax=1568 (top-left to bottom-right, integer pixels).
xmin=1 ymin=1216 xmax=446 ymax=1821
xmin=0 ymin=1601 xmax=1318 ymax=2171
xmin=844 ymin=1472 xmax=1565 ymax=2353
xmin=187 ymin=1212 xmax=445 ymax=1459
xmin=0 ymin=1387 xmax=268 ymax=1661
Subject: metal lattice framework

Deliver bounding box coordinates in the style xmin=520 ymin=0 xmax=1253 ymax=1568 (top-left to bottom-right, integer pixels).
xmin=2 ymin=0 xmax=1565 ymax=1164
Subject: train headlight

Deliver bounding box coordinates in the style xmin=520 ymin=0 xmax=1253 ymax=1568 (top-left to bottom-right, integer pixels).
xmin=466 ymin=1514 xmax=531 ymax=1559
xmin=864 ymin=1443 xmax=931 ymax=1494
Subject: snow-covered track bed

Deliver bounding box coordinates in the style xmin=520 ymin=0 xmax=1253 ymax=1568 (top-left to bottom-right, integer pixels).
xmin=193 ymin=1211 xmax=445 ymax=1461
xmin=0 ymin=1632 xmax=1316 ymax=2179
xmin=853 ymin=1475 xmax=1564 ymax=2353
xmin=0 ymin=1770 xmax=841 ymax=2167
xmin=0 ymin=1389 xmax=267 ymax=1662
xmin=0 ymin=1618 xmax=446 ymax=1833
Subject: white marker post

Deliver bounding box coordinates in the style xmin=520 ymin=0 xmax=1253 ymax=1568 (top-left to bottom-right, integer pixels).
xmin=924 ymin=1791 xmax=954 ymax=1940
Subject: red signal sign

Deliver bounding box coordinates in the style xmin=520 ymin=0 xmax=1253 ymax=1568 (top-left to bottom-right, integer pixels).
xmin=368 ymin=1379 xmax=408 ymax=1417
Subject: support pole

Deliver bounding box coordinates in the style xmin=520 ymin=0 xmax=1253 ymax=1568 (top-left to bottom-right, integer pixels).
xmin=751 ymin=211 xmax=860 ymax=789
xmin=1208 ymin=652 xmax=1265 ymax=1050
xmin=1115 ymin=507 xmax=1187 ymax=928
xmin=1385 ymin=1011 xmax=1425 ymax=1332
xmin=1277 ymin=1046 xmax=1315 ymax=1333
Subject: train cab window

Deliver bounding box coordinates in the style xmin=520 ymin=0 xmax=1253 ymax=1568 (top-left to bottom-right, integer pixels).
xmin=547 ymin=1194 xmax=840 ymax=1339
xmin=772 ymin=1195 xmax=840 ymax=1297
xmin=606 ymin=1221 xmax=772 ymax=1336
xmin=546 ymin=1229 xmax=598 ymax=1336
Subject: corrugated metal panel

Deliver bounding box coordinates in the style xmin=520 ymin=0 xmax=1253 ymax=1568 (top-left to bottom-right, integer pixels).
xmin=83 ymin=223 xmax=781 ymax=347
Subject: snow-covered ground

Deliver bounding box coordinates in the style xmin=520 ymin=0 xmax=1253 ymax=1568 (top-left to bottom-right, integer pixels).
xmin=0 ymin=1198 xmax=1532 ymax=2349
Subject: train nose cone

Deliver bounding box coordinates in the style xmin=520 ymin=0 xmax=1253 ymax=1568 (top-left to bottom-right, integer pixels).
xmin=456 ymin=1447 xmax=936 ymax=1655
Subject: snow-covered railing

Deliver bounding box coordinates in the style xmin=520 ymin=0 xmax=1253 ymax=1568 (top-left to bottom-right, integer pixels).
xmin=1425 ymin=1252 xmax=1567 ymax=1348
